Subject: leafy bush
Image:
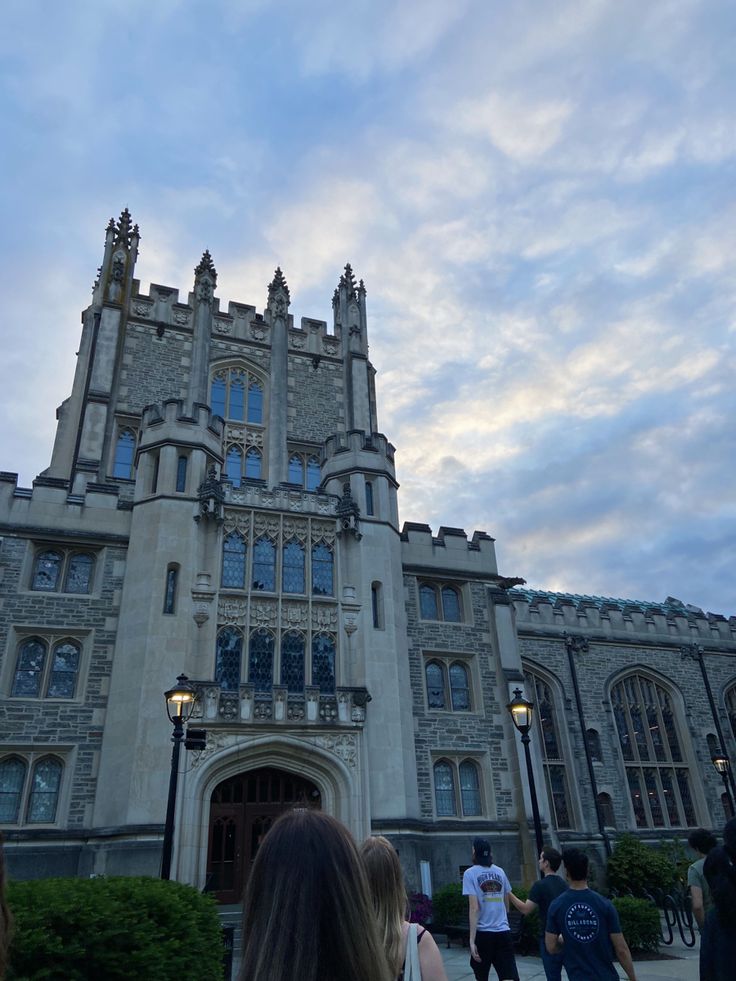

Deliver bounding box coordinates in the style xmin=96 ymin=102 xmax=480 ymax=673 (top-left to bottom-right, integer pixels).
xmin=7 ymin=876 xmax=224 ymax=980
xmin=432 ymin=883 xmax=466 ymax=926
xmin=408 ymin=892 xmax=433 ymax=924
xmin=612 ymin=897 xmax=660 ymax=953
xmin=512 ymin=885 xmax=541 ymax=955
xmin=606 ymin=834 xmax=679 ymax=896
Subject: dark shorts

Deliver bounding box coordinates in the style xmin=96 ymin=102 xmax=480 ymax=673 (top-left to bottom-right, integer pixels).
xmin=471 ymin=930 xmax=519 ymax=981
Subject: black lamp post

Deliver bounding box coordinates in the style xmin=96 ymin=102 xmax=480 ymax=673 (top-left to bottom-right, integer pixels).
xmin=507 ymin=687 xmax=545 ymax=876
xmin=712 ymin=754 xmax=735 ymax=817
xmin=161 ymin=673 xmax=196 ymax=880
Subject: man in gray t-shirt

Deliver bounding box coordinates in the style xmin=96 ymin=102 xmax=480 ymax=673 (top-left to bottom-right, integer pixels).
xmin=462 ymin=837 xmax=519 ymax=981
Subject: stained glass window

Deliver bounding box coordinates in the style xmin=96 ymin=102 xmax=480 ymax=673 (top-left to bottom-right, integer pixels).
xmin=113 ymin=429 xmax=136 ymax=479
xmin=226 ymin=447 xmax=242 ymax=487
xmin=0 ymin=758 xmax=26 ymax=822
xmin=306 ymin=456 xmax=320 ymax=492
xmin=163 ymin=566 xmax=177 ymax=614
xmin=245 ymin=448 xmax=262 ymax=480
xmin=459 ymin=761 xmax=481 ymax=815
xmin=419 ymin=584 xmax=438 ymax=619
xmin=229 ymin=372 xmax=245 ymax=421
xmin=27 ymin=758 xmax=62 ymax=824
xmin=176 ymin=455 xmax=188 ymax=493
xmin=434 ymin=762 xmax=456 ymax=816
xmin=253 ymin=538 xmax=275 ymax=591
xmin=249 ymin=630 xmax=274 ymax=692
xmin=222 ymin=533 xmax=246 ymax=589
xmin=282 ymin=540 xmax=305 ymax=594
xmin=64 ymin=553 xmax=93 ymax=594
xmin=215 ymin=628 xmax=242 ymax=691
xmin=281 ymin=632 xmax=305 ymax=692
xmin=288 ymin=455 xmax=304 ymax=485
xmin=32 ymin=551 xmax=62 ymax=592
xmin=441 ymin=587 xmax=461 ymax=622
xmin=312 ymin=543 xmax=333 ymax=596
xmin=247 ymin=381 xmax=263 ymax=424
xmin=210 ymin=369 xmax=264 ymax=423
xmin=312 ymin=634 xmax=336 ymax=693
xmin=210 ymin=375 xmax=226 ymax=417
xmin=46 ymin=641 xmax=80 ymax=698
xmin=449 ymin=663 xmax=470 ymax=711
xmin=12 ymin=638 xmax=47 ymax=697
xmin=426 ymin=662 xmax=445 ymax=708
xmin=611 ymin=674 xmax=697 ymax=828
xmin=527 ymin=672 xmax=573 ymax=830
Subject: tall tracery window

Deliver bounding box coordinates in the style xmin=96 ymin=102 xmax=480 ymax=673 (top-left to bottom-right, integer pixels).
xmin=210 ymin=368 xmax=263 ymax=424
xmin=312 ymin=634 xmax=336 ymax=693
xmin=280 ymin=632 xmax=305 ymax=692
xmin=282 ymin=540 xmax=305 ymax=593
xmin=27 ymin=758 xmax=62 ymax=823
xmin=433 ymin=758 xmax=484 ymax=817
xmin=526 ymin=672 xmax=573 ymax=829
xmin=306 ymin=456 xmax=320 ymax=492
xmin=288 ymin=455 xmax=304 ymax=485
xmin=113 ymin=428 xmax=136 ymax=479
xmin=459 ymin=760 xmax=482 ymax=816
xmin=418 ymin=582 xmax=463 ymax=622
xmin=0 ymin=757 xmax=26 ymax=822
xmin=222 ymin=532 xmax=246 ymax=588
xmin=215 ymin=627 xmax=242 ymax=691
xmin=249 ymin=629 xmax=274 ymax=692
xmin=252 ymin=538 xmax=276 ymax=591
xmin=312 ymin=543 xmax=334 ymax=596
xmin=226 ymin=447 xmax=243 ymax=487
xmin=611 ymin=674 xmax=697 ymax=828
xmin=245 ymin=448 xmax=262 ymax=480
xmin=434 ymin=761 xmax=456 ymax=816
xmin=32 ymin=550 xmax=62 ymax=592
xmin=12 ymin=637 xmax=81 ymax=699
xmin=0 ymin=755 xmax=63 ymax=825
xmin=425 ymin=658 xmax=473 ymax=712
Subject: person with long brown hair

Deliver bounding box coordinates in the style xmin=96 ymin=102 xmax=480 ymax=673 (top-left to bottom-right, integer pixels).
xmin=360 ymin=835 xmax=447 ymax=981
xmin=239 ymin=809 xmax=392 ymax=981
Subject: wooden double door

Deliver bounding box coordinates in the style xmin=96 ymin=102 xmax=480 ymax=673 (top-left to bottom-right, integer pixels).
xmin=206 ymin=767 xmax=321 ymax=904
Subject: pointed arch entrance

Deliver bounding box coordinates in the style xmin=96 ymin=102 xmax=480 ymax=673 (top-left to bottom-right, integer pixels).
xmin=206 ymin=766 xmax=321 ymax=903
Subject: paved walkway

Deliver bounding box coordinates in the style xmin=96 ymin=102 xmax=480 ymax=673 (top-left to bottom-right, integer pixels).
xmin=439 ymin=933 xmax=699 ymax=981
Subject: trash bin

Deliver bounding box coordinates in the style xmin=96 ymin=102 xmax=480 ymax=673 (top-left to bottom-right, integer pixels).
xmin=222 ymin=924 xmax=235 ymax=981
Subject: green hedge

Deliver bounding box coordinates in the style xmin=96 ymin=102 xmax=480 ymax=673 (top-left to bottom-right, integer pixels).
xmin=432 ymin=882 xmax=466 ymax=926
xmin=606 ymin=834 xmax=679 ymax=896
xmin=7 ymin=876 xmax=224 ymax=980
xmin=612 ymin=896 xmax=660 ymax=953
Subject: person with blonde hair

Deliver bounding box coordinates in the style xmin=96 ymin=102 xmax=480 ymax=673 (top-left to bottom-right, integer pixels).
xmin=239 ymin=809 xmax=392 ymax=981
xmin=360 ymin=835 xmax=447 ymax=981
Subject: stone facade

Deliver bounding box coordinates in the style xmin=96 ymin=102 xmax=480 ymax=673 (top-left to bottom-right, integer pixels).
xmin=1 ymin=210 xmax=735 ymax=899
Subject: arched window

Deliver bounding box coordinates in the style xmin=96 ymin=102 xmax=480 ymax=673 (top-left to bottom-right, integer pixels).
xmin=64 ymin=553 xmax=94 ymax=594
xmin=281 ymin=632 xmax=305 ymax=692
xmin=176 ymin=455 xmax=188 ymax=493
xmin=288 ymin=455 xmax=304 ymax=485
xmin=312 ymin=543 xmax=333 ymax=596
xmin=249 ymin=629 xmax=274 ymax=692
xmin=12 ymin=638 xmax=47 ymax=697
xmin=245 ymin=448 xmax=262 ymax=480
xmin=46 ymin=640 xmax=81 ymax=698
xmin=306 ymin=456 xmax=320 ymax=492
xmin=210 ymin=375 xmax=227 ymax=417
xmin=365 ymin=481 xmax=374 ymax=516
xmin=726 ymin=684 xmax=736 ymax=743
xmin=426 ymin=662 xmax=446 ymax=709
xmin=526 ymin=672 xmax=573 ymax=829
xmin=597 ymin=792 xmax=616 ymax=828
xmin=226 ymin=446 xmax=243 ymax=487
xmin=252 ymin=538 xmax=276 ymax=591
xmin=0 ymin=757 xmax=27 ymax=822
xmin=611 ymin=673 xmax=697 ymax=828
xmin=210 ymin=369 xmax=265 ymax=424
xmin=247 ymin=380 xmax=263 ymax=424
xmin=282 ymin=540 xmax=305 ymax=594
xmin=371 ymin=582 xmax=383 ymax=629
xmin=229 ymin=372 xmax=245 ymax=420
xmin=459 ymin=760 xmax=482 ymax=816
xmin=27 ymin=757 xmax=62 ymax=823
xmin=222 ymin=533 xmax=246 ymax=589
xmin=586 ymin=729 xmax=603 ymax=763
xmin=433 ymin=761 xmax=457 ymax=817
xmin=312 ymin=634 xmax=336 ymax=693
xmin=215 ymin=627 xmax=242 ymax=691
xmin=113 ymin=429 xmax=136 ymax=479
xmin=32 ymin=550 xmax=62 ymax=592
xmin=163 ymin=565 xmax=178 ymax=615
xmin=441 ymin=587 xmax=462 ymax=622
xmin=419 ymin=584 xmax=439 ymax=619
xmin=449 ymin=662 xmax=470 ymax=711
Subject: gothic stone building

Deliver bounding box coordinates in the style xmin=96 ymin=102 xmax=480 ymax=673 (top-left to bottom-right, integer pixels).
xmin=2 ymin=210 xmax=735 ymax=897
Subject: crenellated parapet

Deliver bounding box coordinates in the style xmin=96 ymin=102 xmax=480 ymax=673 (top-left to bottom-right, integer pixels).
xmin=137 ymin=399 xmax=224 ymax=458
xmin=400 ymin=521 xmax=499 ymax=577
xmin=322 ymin=429 xmax=396 ymax=468
xmin=511 ymin=588 xmax=736 ymax=644
xmin=0 ymin=470 xmax=131 ymax=537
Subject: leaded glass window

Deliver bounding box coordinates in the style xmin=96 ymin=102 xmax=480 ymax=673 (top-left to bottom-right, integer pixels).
xmin=27 ymin=757 xmax=62 ymax=824
xmin=163 ymin=566 xmax=177 ymax=614
xmin=245 ymin=448 xmax=262 ymax=480
xmin=434 ymin=761 xmax=456 ymax=817
xmin=222 ymin=533 xmax=246 ymax=589
xmin=248 ymin=380 xmax=263 ymax=424
xmin=459 ymin=760 xmax=481 ymax=815
xmin=365 ymin=481 xmax=374 ymax=515
xmin=12 ymin=638 xmax=47 ymax=697
xmin=210 ymin=369 xmax=264 ymax=423
xmin=611 ymin=673 xmax=697 ymax=828
xmin=64 ymin=553 xmax=93 ymax=594
xmin=312 ymin=543 xmax=333 ymax=596
xmin=288 ymin=455 xmax=304 ymax=484
xmin=253 ymin=538 xmax=276 ymax=591
xmin=176 ymin=455 xmax=188 ymax=493
xmin=249 ymin=629 xmax=274 ymax=692
xmin=226 ymin=446 xmax=243 ymax=487
xmin=0 ymin=758 xmax=26 ymax=822
xmin=306 ymin=456 xmax=320 ymax=492
xmin=281 ymin=632 xmax=305 ymax=692
xmin=426 ymin=662 xmax=445 ymax=709
xmin=312 ymin=634 xmax=336 ymax=693
xmin=32 ymin=551 xmax=62 ymax=592
xmin=282 ymin=540 xmax=305 ymax=593
xmin=527 ymin=672 xmax=573 ymax=829
xmin=419 ymin=584 xmax=438 ymax=619
xmin=211 ymin=375 xmax=226 ymax=417
xmin=215 ymin=628 xmax=242 ymax=691
xmin=441 ymin=587 xmax=461 ymax=622
xmin=113 ymin=429 xmax=136 ymax=479
xmin=46 ymin=641 xmax=81 ymax=698
xmin=449 ymin=663 xmax=470 ymax=710
xmin=230 ymin=372 xmax=245 ymax=420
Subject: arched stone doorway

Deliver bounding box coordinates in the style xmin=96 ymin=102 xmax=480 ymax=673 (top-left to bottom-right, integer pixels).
xmin=206 ymin=766 xmax=321 ymax=903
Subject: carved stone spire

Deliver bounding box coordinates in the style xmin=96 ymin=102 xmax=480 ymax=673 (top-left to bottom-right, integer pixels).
xmin=339 ymin=262 xmax=357 ymax=300
xmin=113 ymin=208 xmax=134 ymax=247
xmin=266 ymin=266 xmax=290 ymax=318
xmin=194 ymin=250 xmax=218 ymax=286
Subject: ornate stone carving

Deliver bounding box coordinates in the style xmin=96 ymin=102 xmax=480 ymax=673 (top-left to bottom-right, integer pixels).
xmin=250 ymin=600 xmax=277 ymax=627
xmin=251 ymin=323 xmax=268 ymax=341
xmin=291 ymin=335 xmax=307 ymax=350
xmin=322 ymin=340 xmax=338 ymax=356
xmin=312 ymin=521 xmax=336 ymax=544
xmin=319 ymin=699 xmax=338 ymax=723
xmin=254 ymin=514 xmax=279 ymax=538
xmin=218 ymin=598 xmax=247 ymax=626
xmin=214 ymin=320 xmax=232 ymax=334
xmin=282 ymin=518 xmax=308 ymax=542
xmin=245 ymin=430 xmax=264 ymax=447
xmin=254 ymin=700 xmax=273 ymax=720
xmin=219 ymin=692 xmax=240 ymax=721
xmin=282 ymin=602 xmax=308 ymax=628
xmin=189 ymin=730 xmax=230 ymax=769
xmin=312 ymin=605 xmax=338 ymax=630
xmin=133 ymin=302 xmax=152 ymax=317
xmin=223 ymin=510 xmax=250 ymax=536
xmin=287 ymin=700 xmax=305 ymax=721
xmin=314 ymin=733 xmax=357 ymax=768
xmin=173 ymin=311 xmax=190 ymax=325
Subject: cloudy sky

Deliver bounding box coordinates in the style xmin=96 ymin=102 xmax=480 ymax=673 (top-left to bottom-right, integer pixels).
xmin=1 ymin=0 xmax=734 ymax=614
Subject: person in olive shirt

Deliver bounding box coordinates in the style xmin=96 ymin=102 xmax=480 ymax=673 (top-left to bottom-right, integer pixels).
xmin=508 ymin=847 xmax=567 ymax=981
xmin=687 ymin=828 xmax=717 ymax=981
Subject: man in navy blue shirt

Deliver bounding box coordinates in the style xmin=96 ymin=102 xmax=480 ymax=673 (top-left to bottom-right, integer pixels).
xmin=509 ymin=847 xmax=567 ymax=980
xmin=546 ymin=849 xmax=637 ymax=981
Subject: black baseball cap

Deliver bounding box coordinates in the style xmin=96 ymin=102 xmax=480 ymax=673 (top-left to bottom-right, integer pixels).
xmin=473 ymin=838 xmax=492 ymax=866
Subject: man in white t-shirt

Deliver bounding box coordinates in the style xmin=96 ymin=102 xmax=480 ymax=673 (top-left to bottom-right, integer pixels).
xmin=462 ymin=837 xmax=520 ymax=981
